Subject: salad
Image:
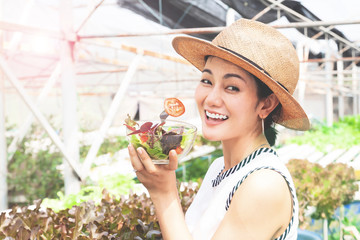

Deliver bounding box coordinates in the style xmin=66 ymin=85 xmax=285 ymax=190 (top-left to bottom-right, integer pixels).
xmin=125 ymin=98 xmax=196 ymax=164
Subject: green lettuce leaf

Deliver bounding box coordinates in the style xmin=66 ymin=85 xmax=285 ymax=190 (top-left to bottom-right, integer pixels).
xmin=130 ymin=134 xmax=168 ymax=160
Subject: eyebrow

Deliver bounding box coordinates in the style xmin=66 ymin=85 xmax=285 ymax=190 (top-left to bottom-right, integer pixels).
xmin=202 ymin=69 xmax=212 ymax=74
xmin=202 ymin=69 xmax=246 ymax=83
xmin=224 ymin=73 xmax=246 ymax=83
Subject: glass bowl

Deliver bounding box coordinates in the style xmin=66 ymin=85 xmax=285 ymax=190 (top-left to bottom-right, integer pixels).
xmin=126 ymin=120 xmax=197 ymax=164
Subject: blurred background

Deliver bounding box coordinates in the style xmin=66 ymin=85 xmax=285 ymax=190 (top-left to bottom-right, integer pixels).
xmin=0 ymin=0 xmax=360 ymax=239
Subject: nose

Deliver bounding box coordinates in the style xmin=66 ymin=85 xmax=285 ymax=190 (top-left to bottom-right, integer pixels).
xmin=205 ymin=87 xmax=222 ymax=107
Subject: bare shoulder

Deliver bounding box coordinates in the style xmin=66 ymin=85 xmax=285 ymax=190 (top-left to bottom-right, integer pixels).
xmin=212 ymin=169 xmax=293 ymax=240
xmin=234 ymin=168 xmax=292 ymax=218
xmin=240 ymin=168 xmax=291 ymax=199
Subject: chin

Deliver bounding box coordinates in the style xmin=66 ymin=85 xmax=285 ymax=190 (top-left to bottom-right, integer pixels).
xmin=202 ymin=130 xmax=222 ymax=142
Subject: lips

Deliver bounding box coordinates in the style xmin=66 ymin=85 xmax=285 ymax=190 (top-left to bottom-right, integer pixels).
xmin=205 ymin=110 xmax=229 ymax=121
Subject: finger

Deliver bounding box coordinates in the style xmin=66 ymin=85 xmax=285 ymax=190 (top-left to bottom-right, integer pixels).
xmin=168 ymin=149 xmax=178 ymax=171
xmin=137 ymin=147 xmax=157 ymax=173
xmin=128 ymin=144 xmax=144 ymax=171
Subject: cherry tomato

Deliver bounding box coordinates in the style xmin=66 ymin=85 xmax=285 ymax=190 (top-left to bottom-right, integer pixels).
xmin=164 ymin=98 xmax=185 ymax=117
xmin=175 ymin=146 xmax=183 ymax=154
xmin=139 ymin=133 xmax=148 ymax=143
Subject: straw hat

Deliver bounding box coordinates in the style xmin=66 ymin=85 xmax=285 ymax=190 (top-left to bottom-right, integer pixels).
xmin=172 ymin=18 xmax=310 ymax=131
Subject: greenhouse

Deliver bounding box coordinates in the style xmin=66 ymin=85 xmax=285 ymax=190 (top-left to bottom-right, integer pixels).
xmin=0 ymin=0 xmax=360 ymax=239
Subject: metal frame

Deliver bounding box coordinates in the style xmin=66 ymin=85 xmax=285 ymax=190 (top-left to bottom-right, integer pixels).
xmin=0 ymin=57 xmax=84 ymax=179
xmin=262 ymin=0 xmax=360 ymax=124
xmin=78 ymin=19 xmax=360 ymax=38
xmin=82 ymin=52 xmax=143 ymax=173
xmin=0 ymin=65 xmax=7 ymax=211
xmin=1 ymin=0 xmax=360 ymax=210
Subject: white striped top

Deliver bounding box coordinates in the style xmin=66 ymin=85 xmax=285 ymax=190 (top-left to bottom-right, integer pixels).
xmin=185 ymin=147 xmax=299 ymax=240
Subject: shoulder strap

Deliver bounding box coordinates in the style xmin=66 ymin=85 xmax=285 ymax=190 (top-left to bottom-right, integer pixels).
xmin=225 ymin=166 xmax=296 ymax=240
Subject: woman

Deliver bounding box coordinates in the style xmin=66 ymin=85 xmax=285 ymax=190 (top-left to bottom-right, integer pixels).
xmin=128 ymin=19 xmax=310 ymax=240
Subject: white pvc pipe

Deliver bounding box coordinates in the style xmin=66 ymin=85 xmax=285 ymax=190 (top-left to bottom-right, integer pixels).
xmin=323 ymin=218 xmax=329 ymax=240
xmin=82 ymin=52 xmax=143 ymax=175
xmin=297 ymin=41 xmax=308 ymax=107
xmin=7 ymin=63 xmax=61 ymax=160
xmin=352 ymin=51 xmax=359 ymax=115
xmin=266 ymin=0 xmax=360 ymax=53
xmin=337 ymin=58 xmax=344 ymax=119
xmin=60 ymin=0 xmax=81 ymax=195
xmin=226 ymin=8 xmax=236 ymax=26
xmin=61 ymin=42 xmax=81 ymax=195
xmin=325 ymin=41 xmax=334 ymax=127
xmin=7 ymin=0 xmax=35 ymax=53
xmin=0 ymin=75 xmax=8 ymax=211
xmin=0 ymin=56 xmax=84 ymax=181
xmin=0 ymin=0 xmax=8 ymax=211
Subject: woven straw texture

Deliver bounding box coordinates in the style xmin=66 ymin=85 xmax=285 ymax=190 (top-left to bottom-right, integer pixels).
xmin=172 ymin=19 xmax=310 ymax=130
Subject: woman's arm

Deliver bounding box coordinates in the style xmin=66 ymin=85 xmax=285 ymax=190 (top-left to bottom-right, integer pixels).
xmin=212 ymin=169 xmax=293 ymax=240
xmin=151 ymin=189 xmax=193 ymax=240
xmin=128 ymin=144 xmax=193 ymax=240
xmin=128 ymin=145 xmax=292 ymax=240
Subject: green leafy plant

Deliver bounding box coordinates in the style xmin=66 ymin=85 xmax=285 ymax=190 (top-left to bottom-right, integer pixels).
xmin=175 ymin=135 xmax=222 ymax=182
xmin=42 ymin=173 xmax=137 ymax=212
xmin=176 ymin=149 xmax=223 ymax=182
xmin=79 ymin=136 xmax=128 ymax=161
xmin=7 ymin=127 xmax=64 ymax=207
xmin=326 ymin=202 xmax=360 ymax=240
xmin=7 ymin=121 xmax=130 ymax=207
xmin=286 ymin=115 xmax=360 ymax=152
xmin=286 ymin=159 xmax=359 ymax=229
xmin=340 ymin=209 xmax=360 ymax=238
xmin=0 ymin=185 xmax=199 ymax=239
xmin=193 ymin=135 xmax=221 ymax=148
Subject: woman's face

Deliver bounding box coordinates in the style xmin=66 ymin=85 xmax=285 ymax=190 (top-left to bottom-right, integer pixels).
xmin=195 ymin=56 xmax=262 ymax=142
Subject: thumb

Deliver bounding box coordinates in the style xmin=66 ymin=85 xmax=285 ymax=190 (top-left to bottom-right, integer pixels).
xmin=168 ymin=150 xmax=178 ymax=171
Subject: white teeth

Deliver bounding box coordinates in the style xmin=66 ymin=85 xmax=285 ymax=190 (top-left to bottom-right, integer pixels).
xmin=205 ymin=111 xmax=228 ymax=120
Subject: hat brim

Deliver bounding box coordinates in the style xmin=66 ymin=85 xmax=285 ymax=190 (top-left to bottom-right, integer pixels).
xmin=172 ymin=36 xmax=310 ymax=131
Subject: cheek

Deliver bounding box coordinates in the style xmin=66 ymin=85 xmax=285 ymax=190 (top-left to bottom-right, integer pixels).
xmin=227 ymin=97 xmax=256 ymax=119
xmin=194 ymin=85 xmax=205 ymax=109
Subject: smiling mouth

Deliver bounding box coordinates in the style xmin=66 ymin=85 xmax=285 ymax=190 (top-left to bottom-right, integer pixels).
xmin=205 ymin=110 xmax=229 ymax=121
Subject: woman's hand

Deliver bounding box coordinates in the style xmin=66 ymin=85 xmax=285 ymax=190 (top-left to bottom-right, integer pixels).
xmin=127 ymin=144 xmax=179 ymax=197
xmin=128 ymin=144 xmax=193 ymax=240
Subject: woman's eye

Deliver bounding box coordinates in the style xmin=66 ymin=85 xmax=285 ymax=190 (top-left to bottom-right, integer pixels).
xmin=200 ymin=79 xmax=212 ymax=85
xmin=226 ymin=86 xmax=240 ymax=92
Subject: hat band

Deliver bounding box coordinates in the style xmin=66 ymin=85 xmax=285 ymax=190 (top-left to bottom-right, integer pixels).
xmin=218 ymin=46 xmax=289 ymax=93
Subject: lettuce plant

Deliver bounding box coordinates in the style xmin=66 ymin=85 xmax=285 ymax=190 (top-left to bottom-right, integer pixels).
xmin=0 ymin=185 xmax=199 ymax=239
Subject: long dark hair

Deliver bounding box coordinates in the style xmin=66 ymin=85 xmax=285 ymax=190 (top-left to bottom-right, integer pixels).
xmin=253 ymin=76 xmax=282 ymax=146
